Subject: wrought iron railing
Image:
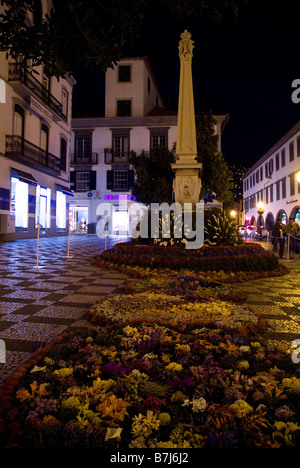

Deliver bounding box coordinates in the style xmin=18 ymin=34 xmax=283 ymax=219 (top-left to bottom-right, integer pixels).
xmin=6 ymin=135 xmax=61 ymax=173
xmin=71 ymin=153 xmax=98 ymax=165
xmin=8 ymin=63 xmax=66 ymax=120
xmin=104 ymin=150 xmax=132 ymax=164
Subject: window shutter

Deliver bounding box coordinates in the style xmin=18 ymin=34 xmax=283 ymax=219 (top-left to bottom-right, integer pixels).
xmin=70 ymin=171 xmax=76 ymax=191
xmin=89 ymin=171 xmax=96 ymax=190
xmin=107 ymin=170 xmax=114 ymax=190
xmin=128 ymin=170 xmax=135 ymax=190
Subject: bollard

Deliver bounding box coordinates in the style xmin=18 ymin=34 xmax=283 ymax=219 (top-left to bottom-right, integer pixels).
xmin=36 ymin=222 xmax=40 ymax=269
xmin=67 ymin=222 xmax=71 ymax=257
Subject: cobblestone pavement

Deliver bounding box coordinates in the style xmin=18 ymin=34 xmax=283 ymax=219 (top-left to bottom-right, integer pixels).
xmin=237 ymin=245 xmax=300 ymax=351
xmin=0 ymin=234 xmax=130 ymax=385
xmin=0 ymin=236 xmax=300 ymax=386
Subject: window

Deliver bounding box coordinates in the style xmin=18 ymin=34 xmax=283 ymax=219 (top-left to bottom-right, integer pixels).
xmin=148 ymin=77 xmax=151 ymax=94
xmin=60 ymin=137 xmax=67 ymax=172
xmin=114 ymin=171 xmax=128 ymax=190
xmin=269 ymin=159 xmax=273 ymax=175
xmin=276 ymin=153 xmax=279 ymax=170
xmin=265 ymin=186 xmax=269 ymax=204
xmin=282 ymin=177 xmax=286 ymax=198
xmin=76 ymin=135 xmax=91 ymax=157
xmin=56 ymin=191 xmax=66 ymax=230
xmin=11 ymin=177 xmax=28 ymax=229
xmin=150 ymin=128 xmax=168 ymax=151
xmin=76 ymin=172 xmax=90 ymax=191
xmin=270 ymin=184 xmax=273 ymax=203
xmin=62 ymin=88 xmax=68 ymax=119
xmin=297 ymin=136 xmax=300 ymax=157
xmin=42 ymin=66 xmax=50 ymax=92
xmin=276 ymin=181 xmax=280 ymax=200
xmin=106 ymin=170 xmax=134 ymax=191
xmin=118 ymin=65 xmax=131 ymax=83
xmin=36 ymin=185 xmax=51 ymax=229
xmin=289 ymin=141 xmax=294 ymax=162
xmin=281 ymin=149 xmax=286 ymax=167
xmin=114 ymin=135 xmax=129 ymax=157
xmin=290 ymin=174 xmax=295 ymax=196
xmin=41 ymin=124 xmax=49 ymax=154
xmin=117 ymin=100 xmax=131 ymax=117
xmin=14 ymin=104 xmax=24 ymax=138
xmin=152 ymin=135 xmax=166 ymax=149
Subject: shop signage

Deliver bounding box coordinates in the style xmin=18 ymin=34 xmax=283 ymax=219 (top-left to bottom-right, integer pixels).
xmin=286 ymin=199 xmax=298 ymax=204
xmin=30 ymin=96 xmax=52 ymax=122
xmin=104 ymin=194 xmax=136 ymax=201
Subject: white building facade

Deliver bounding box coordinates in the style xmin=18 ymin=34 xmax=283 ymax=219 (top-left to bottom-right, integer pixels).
xmin=0 ymin=1 xmax=75 ymax=241
xmin=243 ymin=121 xmax=300 ymax=231
xmin=70 ymin=57 xmax=227 ymax=234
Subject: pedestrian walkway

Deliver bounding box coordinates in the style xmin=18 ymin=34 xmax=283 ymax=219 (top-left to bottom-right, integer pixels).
xmin=0 ymin=234 xmax=129 ymax=385
xmin=0 ymin=236 xmax=299 ymax=386
xmin=238 ymin=255 xmax=300 ymax=350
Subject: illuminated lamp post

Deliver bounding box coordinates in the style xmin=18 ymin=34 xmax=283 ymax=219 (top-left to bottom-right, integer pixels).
xmin=257 ymin=201 xmax=264 ymax=238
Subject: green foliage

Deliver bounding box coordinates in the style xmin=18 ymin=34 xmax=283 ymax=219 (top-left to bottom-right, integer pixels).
xmin=204 ymin=209 xmax=238 ymax=246
xmin=0 ymin=0 xmax=146 ymax=76
xmin=195 ymin=111 xmax=234 ymax=207
xmin=0 ymin=0 xmax=248 ymax=77
xmin=129 ymin=149 xmax=175 ymax=205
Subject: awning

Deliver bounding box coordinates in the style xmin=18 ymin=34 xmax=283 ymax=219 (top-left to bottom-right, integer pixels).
xmin=56 ymin=184 xmax=73 ymax=197
xmin=11 ymin=167 xmax=37 ymax=186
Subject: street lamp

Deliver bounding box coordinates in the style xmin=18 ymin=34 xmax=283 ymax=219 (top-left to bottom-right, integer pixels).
xmin=257 ymin=201 xmax=264 ymax=238
xmin=297 ymin=171 xmax=300 ymax=183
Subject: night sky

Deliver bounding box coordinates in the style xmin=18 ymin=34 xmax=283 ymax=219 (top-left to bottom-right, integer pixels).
xmin=72 ymin=0 xmax=300 ymax=169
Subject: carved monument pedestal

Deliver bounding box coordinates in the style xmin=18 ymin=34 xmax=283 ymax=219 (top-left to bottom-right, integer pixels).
xmin=172 ymin=30 xmax=202 ymax=208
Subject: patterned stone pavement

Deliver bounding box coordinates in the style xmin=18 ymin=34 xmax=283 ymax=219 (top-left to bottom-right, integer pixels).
xmin=1 ymin=235 xmax=300 ymax=386
xmin=0 ymin=234 xmax=130 ymax=385
xmin=237 ymin=247 xmax=300 ymax=350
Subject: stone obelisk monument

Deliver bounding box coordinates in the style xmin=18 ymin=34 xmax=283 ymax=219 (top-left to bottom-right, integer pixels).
xmin=172 ymin=30 xmax=202 ymax=207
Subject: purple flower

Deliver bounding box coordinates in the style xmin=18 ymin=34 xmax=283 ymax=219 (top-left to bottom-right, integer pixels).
xmin=207 ymin=431 xmax=238 ymax=448
xmin=274 ymin=405 xmax=295 ymax=421
xmin=102 ymin=360 xmax=130 ymax=376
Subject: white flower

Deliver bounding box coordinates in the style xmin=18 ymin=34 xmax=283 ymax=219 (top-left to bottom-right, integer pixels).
xmin=191 ymin=398 xmax=207 ymax=413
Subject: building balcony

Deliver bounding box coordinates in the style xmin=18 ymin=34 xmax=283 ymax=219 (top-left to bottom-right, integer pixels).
xmin=71 ymin=153 xmax=98 ymax=165
xmin=8 ymin=63 xmax=66 ymax=121
xmin=5 ymin=135 xmax=61 ymax=175
xmin=104 ymin=150 xmax=133 ymax=164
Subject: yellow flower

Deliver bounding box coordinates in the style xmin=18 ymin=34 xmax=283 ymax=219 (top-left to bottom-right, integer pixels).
xmin=44 ymin=357 xmax=55 ymax=366
xmin=175 ymin=344 xmax=190 ymax=353
xmin=229 ymin=399 xmax=253 ymax=418
xmin=237 ymin=360 xmax=249 ymax=370
xmin=165 ymin=362 xmax=183 ymax=372
xmin=16 ymin=388 xmax=32 ymax=402
xmin=96 ymin=394 xmax=130 ymax=422
xmin=53 ymin=368 xmax=73 ymax=379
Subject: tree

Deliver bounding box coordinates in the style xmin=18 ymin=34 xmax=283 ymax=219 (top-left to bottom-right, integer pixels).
xmin=0 ymin=0 xmax=248 ymax=77
xmin=129 ymin=149 xmax=175 ymax=205
xmin=195 ymin=111 xmax=234 ymax=207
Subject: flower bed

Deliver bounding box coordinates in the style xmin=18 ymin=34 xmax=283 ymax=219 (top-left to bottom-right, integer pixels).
xmin=1 ymin=309 xmax=299 ymax=448
xmin=123 ymin=275 xmax=246 ymax=302
xmin=91 ymin=242 xmax=288 ymax=281
xmin=0 ymin=243 xmax=295 ymax=449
